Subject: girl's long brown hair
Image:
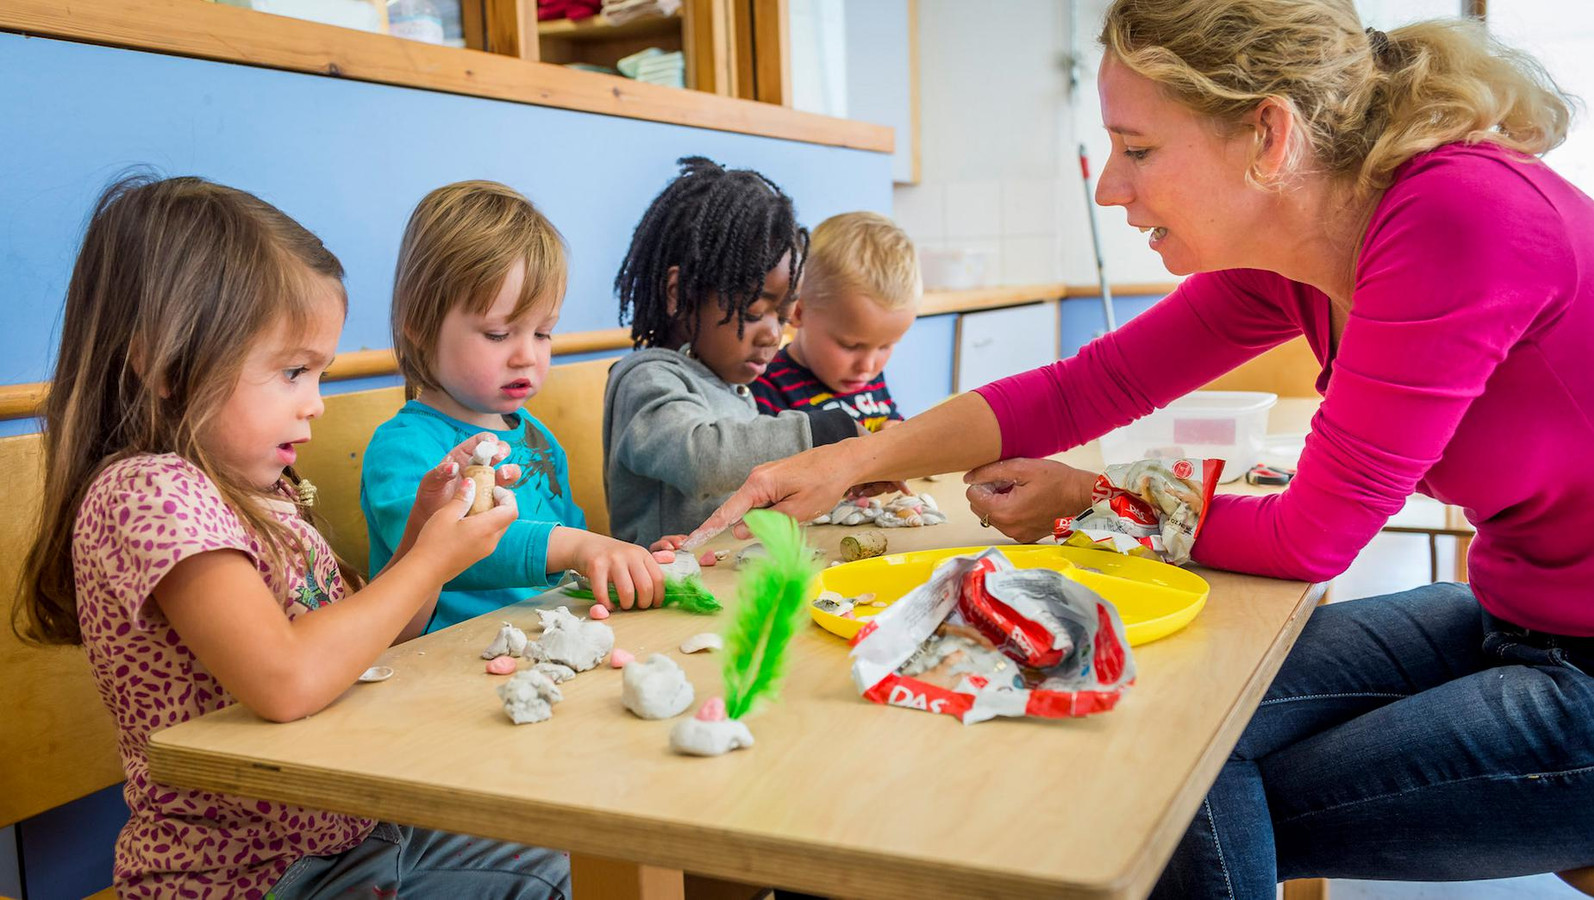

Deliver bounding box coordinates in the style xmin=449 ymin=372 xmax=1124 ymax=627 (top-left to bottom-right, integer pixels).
xmin=16 ymin=174 xmax=352 ymax=645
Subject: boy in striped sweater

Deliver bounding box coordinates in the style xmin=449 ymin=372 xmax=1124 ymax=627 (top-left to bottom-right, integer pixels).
xmin=751 ymin=212 xmax=921 ymax=432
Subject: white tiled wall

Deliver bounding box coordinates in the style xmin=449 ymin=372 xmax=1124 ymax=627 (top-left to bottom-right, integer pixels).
xmin=894 ymin=0 xmax=1167 ymax=288
xmin=894 ymin=0 xmax=1526 ymax=290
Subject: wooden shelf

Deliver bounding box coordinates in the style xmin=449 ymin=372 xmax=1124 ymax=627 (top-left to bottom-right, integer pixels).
xmin=538 ymin=12 xmax=680 ymax=42
xmin=0 ymin=0 xmax=888 ymax=151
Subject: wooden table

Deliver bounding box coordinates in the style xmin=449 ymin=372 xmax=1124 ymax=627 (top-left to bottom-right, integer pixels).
xmin=147 ymin=414 xmax=1332 ymax=899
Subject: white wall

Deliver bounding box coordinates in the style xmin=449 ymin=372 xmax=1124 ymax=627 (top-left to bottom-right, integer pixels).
xmin=894 ymin=0 xmax=1510 ymax=291
xmin=1488 ymin=0 xmax=1594 ymax=194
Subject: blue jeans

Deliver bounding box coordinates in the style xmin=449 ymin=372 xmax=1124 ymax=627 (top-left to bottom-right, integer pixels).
xmin=1153 ymin=582 xmax=1594 ymax=899
xmin=268 ymin=822 xmax=570 ymax=899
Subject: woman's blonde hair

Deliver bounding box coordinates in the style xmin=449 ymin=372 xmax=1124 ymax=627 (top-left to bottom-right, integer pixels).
xmin=803 ymin=212 xmax=922 ymax=312
xmin=18 ymin=174 xmax=352 ymax=645
xmin=1099 ymin=0 xmax=1575 ymax=193
xmin=392 ymin=181 xmax=567 ymax=400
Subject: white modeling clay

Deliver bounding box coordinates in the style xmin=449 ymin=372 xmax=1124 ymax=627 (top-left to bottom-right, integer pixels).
xmin=669 ymin=717 xmax=755 ymax=756
xmin=528 ymin=606 xmax=615 ymax=672
xmin=658 ymin=552 xmax=701 ymax=580
xmin=679 ymin=633 xmax=722 ymax=654
xmin=621 ymin=653 xmax=695 ymax=719
xmin=735 ymin=542 xmax=826 ymax=569
xmin=471 ymin=439 xmax=501 ymax=466
xmin=482 ymin=622 xmax=528 ymax=659
xmin=811 ymin=492 xmax=948 ymax=529
xmin=357 ymin=665 xmax=393 ymax=683
xmin=498 ymin=669 xmax=562 ymax=724
xmin=532 ymin=662 xmax=577 ymax=684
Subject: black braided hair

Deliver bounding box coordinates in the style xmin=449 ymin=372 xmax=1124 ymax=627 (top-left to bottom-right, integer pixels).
xmin=616 ymin=156 xmax=809 ymax=348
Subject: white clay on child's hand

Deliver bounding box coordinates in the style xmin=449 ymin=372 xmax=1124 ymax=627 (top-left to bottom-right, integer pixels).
xmin=482 ymin=622 xmax=528 ymax=660
xmin=462 ymin=440 xmax=502 ymax=517
xmin=658 ymin=552 xmax=701 ymax=580
xmin=471 ymin=439 xmax=501 ymax=466
xmin=498 ymin=669 xmax=562 ymax=724
xmin=669 ymin=716 xmax=754 ymax=756
xmin=621 ymin=653 xmax=695 ymax=719
xmin=679 ymin=633 xmax=722 ymax=654
xmin=528 ymin=606 xmax=614 ymax=672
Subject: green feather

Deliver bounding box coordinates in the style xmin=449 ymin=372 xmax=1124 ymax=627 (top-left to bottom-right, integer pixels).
xmin=564 ymin=576 xmax=722 ymax=614
xmin=721 ymin=510 xmax=819 ymax=720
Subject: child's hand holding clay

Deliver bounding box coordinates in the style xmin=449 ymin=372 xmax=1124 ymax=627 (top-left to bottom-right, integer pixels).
xmin=549 ymin=530 xmax=665 ymax=611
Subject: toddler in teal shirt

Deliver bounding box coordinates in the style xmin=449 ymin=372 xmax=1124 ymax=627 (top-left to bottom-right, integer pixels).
xmin=363 ymin=181 xmax=664 ymax=633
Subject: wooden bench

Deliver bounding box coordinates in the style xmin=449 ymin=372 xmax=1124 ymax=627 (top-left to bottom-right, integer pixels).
xmin=0 ymin=355 xmax=615 ymax=899
xmin=1 ymin=432 xmax=124 ymax=899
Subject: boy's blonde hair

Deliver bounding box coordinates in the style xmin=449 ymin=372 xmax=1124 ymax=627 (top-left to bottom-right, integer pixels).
xmin=1099 ymin=0 xmax=1573 ymax=195
xmin=392 ymin=181 xmax=567 ymax=399
xmin=801 ymin=212 xmax=922 ymax=312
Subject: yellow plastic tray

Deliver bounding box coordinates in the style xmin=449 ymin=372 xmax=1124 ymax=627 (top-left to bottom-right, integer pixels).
xmin=809 ymin=544 xmax=1209 ymax=647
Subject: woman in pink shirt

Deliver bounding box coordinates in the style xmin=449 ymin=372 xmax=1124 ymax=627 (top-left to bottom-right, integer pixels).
xmin=694 ymin=1 xmax=1594 ymax=894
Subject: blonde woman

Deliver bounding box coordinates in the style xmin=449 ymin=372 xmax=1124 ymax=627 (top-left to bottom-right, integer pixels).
xmin=694 ymin=1 xmax=1594 ymax=893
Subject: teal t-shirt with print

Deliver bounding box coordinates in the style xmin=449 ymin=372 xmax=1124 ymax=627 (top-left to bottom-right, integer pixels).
xmin=361 ymin=400 xmax=586 ymax=632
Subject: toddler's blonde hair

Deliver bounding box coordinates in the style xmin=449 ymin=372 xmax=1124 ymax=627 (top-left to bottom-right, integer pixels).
xmin=392 ymin=181 xmax=567 ymax=399
xmin=802 ymin=212 xmax=922 ymax=312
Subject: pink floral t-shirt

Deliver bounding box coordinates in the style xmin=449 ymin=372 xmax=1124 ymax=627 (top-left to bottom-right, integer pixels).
xmin=73 ymin=454 xmax=373 ymax=898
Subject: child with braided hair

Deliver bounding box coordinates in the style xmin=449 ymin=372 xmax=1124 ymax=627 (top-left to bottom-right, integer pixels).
xmin=603 ymin=157 xmax=861 ymax=546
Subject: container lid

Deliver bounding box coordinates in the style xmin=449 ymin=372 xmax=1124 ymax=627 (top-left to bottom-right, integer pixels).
xmin=1165 ymin=390 xmax=1278 ymax=413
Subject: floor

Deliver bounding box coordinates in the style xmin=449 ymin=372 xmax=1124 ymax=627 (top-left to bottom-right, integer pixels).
xmin=1307 ymin=531 xmax=1582 ymax=899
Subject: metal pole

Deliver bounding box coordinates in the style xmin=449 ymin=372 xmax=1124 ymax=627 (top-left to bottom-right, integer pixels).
xmin=1066 ymin=1 xmax=1116 ymax=332
xmin=1078 ymin=143 xmax=1117 ymax=331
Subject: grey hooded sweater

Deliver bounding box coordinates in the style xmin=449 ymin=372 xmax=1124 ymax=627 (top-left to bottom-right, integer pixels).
xmin=602 ymin=347 xmax=856 ymax=546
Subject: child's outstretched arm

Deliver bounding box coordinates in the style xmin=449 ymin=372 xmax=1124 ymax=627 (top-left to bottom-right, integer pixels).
xmin=365 ymin=428 xmax=586 ymax=600
xmin=155 ymin=477 xmax=515 ymax=722
xmin=611 ymin=367 xmax=858 ymax=499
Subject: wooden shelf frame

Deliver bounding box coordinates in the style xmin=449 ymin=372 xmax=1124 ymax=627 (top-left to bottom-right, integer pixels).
xmin=0 ymin=0 xmax=890 ymax=151
xmin=0 ymin=284 xmax=1180 ymax=421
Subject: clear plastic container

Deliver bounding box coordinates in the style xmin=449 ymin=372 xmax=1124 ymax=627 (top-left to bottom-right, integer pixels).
xmin=1098 ymin=391 xmax=1278 ymax=483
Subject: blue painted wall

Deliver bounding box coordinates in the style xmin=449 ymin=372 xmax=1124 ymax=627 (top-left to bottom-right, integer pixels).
xmin=885 ymin=312 xmax=957 ymax=418
xmin=0 ymin=32 xmax=892 ymax=388
xmin=0 ymin=31 xmax=893 ymax=895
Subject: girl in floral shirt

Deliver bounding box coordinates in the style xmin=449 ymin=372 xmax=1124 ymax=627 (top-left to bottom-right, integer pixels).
xmin=16 ymin=175 xmax=569 ymax=900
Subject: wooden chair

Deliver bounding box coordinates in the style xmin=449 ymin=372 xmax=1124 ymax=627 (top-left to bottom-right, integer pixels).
xmin=522 ymin=356 xmax=615 ymax=537
xmin=1202 ymin=335 xmax=1323 ymax=398
xmin=0 ymin=433 xmax=124 ymax=899
xmin=293 ymin=386 xmax=406 ymax=572
xmin=294 ymin=355 xmax=619 ymax=576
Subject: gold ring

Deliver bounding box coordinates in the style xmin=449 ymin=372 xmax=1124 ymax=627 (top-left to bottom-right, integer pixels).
xmin=979 ymin=515 xmax=991 ymax=528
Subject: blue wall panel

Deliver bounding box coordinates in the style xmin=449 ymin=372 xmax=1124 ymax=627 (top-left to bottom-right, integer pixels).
xmin=1058 ymin=293 xmax=1164 ymax=358
xmin=0 ymin=33 xmax=892 ymax=387
xmin=885 ymin=312 xmax=956 ymax=418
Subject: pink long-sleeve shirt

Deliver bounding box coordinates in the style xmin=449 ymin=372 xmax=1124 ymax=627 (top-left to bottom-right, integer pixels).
xmin=975 ymin=143 xmax=1594 ymax=635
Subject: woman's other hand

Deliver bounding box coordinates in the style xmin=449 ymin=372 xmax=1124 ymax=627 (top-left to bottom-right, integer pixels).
xmin=964 ymin=458 xmax=1098 ymax=543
